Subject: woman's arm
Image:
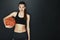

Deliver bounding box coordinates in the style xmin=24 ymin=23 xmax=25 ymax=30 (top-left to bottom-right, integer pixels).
xmin=26 ymin=14 xmax=30 ymax=40
xmin=3 ymin=12 xmax=17 ymax=27
xmin=3 ymin=12 xmax=16 ymax=20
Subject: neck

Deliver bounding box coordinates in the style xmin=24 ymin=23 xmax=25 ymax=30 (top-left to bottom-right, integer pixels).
xmin=19 ymin=11 xmax=24 ymax=14
xmin=18 ymin=11 xmax=24 ymax=18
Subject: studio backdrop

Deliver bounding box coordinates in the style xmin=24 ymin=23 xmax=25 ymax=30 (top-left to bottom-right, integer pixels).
xmin=0 ymin=0 xmax=59 ymax=40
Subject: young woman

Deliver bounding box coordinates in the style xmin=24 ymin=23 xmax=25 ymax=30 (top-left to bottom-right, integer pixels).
xmin=3 ymin=1 xmax=30 ymax=40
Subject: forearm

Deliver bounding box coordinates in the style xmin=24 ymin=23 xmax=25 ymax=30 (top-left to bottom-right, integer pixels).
xmin=27 ymin=26 xmax=30 ymax=40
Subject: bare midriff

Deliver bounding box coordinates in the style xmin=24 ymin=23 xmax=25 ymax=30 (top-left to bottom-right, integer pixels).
xmin=14 ymin=24 xmax=26 ymax=33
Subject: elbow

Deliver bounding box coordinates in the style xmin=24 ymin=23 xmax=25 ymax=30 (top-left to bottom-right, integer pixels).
xmin=3 ymin=17 xmax=5 ymax=21
xmin=27 ymin=28 xmax=30 ymax=31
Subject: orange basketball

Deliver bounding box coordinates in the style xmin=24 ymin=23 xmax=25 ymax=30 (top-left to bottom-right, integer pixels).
xmin=5 ymin=17 xmax=16 ymax=27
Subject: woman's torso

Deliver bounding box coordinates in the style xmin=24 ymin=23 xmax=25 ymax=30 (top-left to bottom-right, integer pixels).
xmin=13 ymin=12 xmax=27 ymax=33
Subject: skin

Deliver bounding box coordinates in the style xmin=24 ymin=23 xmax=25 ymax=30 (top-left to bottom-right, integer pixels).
xmin=3 ymin=4 xmax=30 ymax=40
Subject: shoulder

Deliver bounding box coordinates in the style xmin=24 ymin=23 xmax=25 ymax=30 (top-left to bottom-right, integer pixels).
xmin=27 ymin=13 xmax=30 ymax=18
xmin=26 ymin=13 xmax=30 ymax=20
xmin=10 ymin=11 xmax=17 ymax=17
xmin=8 ymin=11 xmax=17 ymax=15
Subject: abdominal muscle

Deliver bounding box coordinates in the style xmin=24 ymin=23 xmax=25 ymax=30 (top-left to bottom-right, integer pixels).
xmin=14 ymin=24 xmax=26 ymax=33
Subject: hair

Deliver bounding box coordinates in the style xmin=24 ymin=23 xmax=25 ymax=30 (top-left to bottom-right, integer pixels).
xmin=18 ymin=1 xmax=27 ymax=20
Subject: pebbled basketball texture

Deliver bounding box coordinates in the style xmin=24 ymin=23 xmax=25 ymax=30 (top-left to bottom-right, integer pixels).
xmin=5 ymin=17 xmax=16 ymax=27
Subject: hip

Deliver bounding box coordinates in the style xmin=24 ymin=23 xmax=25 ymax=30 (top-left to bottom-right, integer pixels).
xmin=13 ymin=31 xmax=28 ymax=39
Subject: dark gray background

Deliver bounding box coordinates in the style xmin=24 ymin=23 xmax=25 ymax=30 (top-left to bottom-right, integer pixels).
xmin=0 ymin=0 xmax=59 ymax=40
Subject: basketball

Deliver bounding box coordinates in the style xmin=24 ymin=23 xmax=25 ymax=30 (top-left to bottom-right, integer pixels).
xmin=5 ymin=17 xmax=16 ymax=27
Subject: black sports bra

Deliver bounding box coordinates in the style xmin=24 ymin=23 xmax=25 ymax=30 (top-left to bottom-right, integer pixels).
xmin=15 ymin=12 xmax=26 ymax=25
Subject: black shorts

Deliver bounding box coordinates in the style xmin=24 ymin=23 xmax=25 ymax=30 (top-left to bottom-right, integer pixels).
xmin=13 ymin=32 xmax=28 ymax=40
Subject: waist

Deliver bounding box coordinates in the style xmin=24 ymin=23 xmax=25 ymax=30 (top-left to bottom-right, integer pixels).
xmin=14 ymin=30 xmax=26 ymax=33
xmin=14 ymin=24 xmax=26 ymax=33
